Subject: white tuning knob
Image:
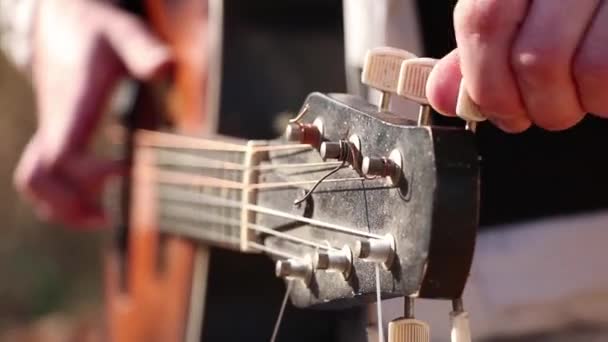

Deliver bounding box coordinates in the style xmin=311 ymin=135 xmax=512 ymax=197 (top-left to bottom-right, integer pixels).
xmin=396 ymin=56 xmax=487 ymax=130
xmin=396 ymin=57 xmax=436 ymax=126
xmin=456 ymin=81 xmax=487 ymax=126
xmin=450 ymin=299 xmax=472 ymax=342
xmin=362 ymin=47 xmax=417 ymax=111
xmin=388 ymin=318 xmax=430 ymax=342
xmin=450 ymin=311 xmax=472 ymax=342
xmin=397 ymin=57 xmax=436 ymax=105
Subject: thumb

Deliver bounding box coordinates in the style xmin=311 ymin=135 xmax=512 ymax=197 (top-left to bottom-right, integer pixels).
xmin=100 ymin=3 xmax=173 ymax=80
xmin=426 ymin=49 xmax=462 ymax=117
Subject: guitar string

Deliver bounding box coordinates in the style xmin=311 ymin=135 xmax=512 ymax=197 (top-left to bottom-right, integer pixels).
xmin=375 ymin=264 xmax=385 ymax=342
xmin=137 ymin=130 xmax=314 ymax=154
xmin=155 ymin=149 xmax=343 ymax=171
xmin=159 ymin=187 xmax=337 ymax=250
xmin=160 ymin=201 xmax=334 ymax=252
xmin=154 ymin=168 xmax=372 ymax=191
xmin=270 ymin=280 xmax=293 ymax=342
xmin=158 ymin=189 xmax=382 ymax=239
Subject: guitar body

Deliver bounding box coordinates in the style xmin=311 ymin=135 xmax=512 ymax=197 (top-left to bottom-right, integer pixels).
xmin=106 ymin=1 xmax=209 ymax=341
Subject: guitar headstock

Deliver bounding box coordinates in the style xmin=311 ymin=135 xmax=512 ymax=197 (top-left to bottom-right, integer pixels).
xmin=133 ymin=49 xmax=481 ymax=332
xmin=257 ymin=92 xmax=479 ymax=308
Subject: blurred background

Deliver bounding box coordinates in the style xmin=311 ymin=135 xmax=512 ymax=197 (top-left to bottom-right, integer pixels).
xmin=0 ymin=52 xmax=104 ymax=341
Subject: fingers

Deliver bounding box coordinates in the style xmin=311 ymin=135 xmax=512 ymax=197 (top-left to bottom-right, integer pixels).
xmin=426 ymin=49 xmax=461 ymax=117
xmin=454 ymin=0 xmax=531 ymax=132
xmin=14 ymin=137 xmax=121 ymax=229
xmin=99 ymin=3 xmax=173 ymax=80
xmin=574 ymin=1 xmax=608 ymax=117
xmin=512 ymin=0 xmax=600 ymax=131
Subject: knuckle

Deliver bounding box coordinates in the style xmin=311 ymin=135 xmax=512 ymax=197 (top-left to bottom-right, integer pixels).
xmin=455 ymin=0 xmax=525 ymax=38
xmin=511 ymin=44 xmax=568 ymax=85
xmin=455 ymin=0 xmax=503 ymax=36
xmin=574 ymin=52 xmax=608 ymax=92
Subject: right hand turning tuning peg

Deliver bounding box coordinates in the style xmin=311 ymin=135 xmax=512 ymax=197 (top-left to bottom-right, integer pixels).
xmin=396 ymin=56 xmax=487 ymax=131
xmin=362 ymin=47 xmax=417 ymax=111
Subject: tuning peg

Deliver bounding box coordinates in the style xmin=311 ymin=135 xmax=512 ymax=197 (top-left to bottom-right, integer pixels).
xmin=362 ymin=47 xmax=417 ymax=111
xmin=456 ymin=81 xmax=486 ymax=132
xmin=396 ymin=57 xmax=436 ymax=126
xmin=275 ymin=257 xmax=313 ymax=284
xmin=313 ymin=246 xmax=353 ymax=278
xmin=320 ymin=135 xmax=362 ymax=164
xmin=388 ymin=319 xmax=430 ymax=342
xmin=320 ymin=141 xmax=345 ymax=160
xmin=397 ymin=57 xmax=487 ymax=131
xmin=355 ymin=234 xmax=395 ymax=269
xmin=388 ymin=298 xmax=430 ymax=342
xmin=284 ymin=120 xmax=323 ymax=147
xmin=450 ymin=299 xmax=472 ymax=342
xmin=362 ymin=149 xmax=403 ymax=184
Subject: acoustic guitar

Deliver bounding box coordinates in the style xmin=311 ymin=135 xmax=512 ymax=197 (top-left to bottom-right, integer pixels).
xmin=106 ymin=1 xmax=480 ymax=341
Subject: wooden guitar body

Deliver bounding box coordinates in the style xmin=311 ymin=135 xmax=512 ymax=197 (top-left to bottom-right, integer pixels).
xmin=106 ymin=1 xmax=212 ymax=341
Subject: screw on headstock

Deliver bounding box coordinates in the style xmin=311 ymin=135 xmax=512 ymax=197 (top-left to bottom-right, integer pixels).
xmin=362 ymin=47 xmax=417 ymax=112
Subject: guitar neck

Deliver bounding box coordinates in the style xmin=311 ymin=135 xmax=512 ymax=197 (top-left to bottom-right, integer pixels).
xmin=133 ymin=130 xmax=257 ymax=250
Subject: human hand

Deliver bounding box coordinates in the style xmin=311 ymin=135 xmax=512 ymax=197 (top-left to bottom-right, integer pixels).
xmin=14 ymin=0 xmax=171 ymax=228
xmin=427 ymin=0 xmax=608 ymax=133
